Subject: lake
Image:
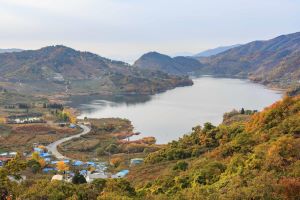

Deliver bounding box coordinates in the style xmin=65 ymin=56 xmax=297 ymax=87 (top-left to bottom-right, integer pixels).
xmin=75 ymin=77 xmax=282 ymax=144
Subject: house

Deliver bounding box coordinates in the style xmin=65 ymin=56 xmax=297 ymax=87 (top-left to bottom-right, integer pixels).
xmin=113 ymin=170 xmax=129 ymax=178
xmin=72 ymin=160 xmax=83 ymax=166
xmin=130 ymin=158 xmax=144 ymax=166
xmin=86 ymin=171 xmax=107 ymax=183
xmin=69 ymin=124 xmax=76 ymax=128
xmin=33 ymin=148 xmax=44 ymax=153
xmin=40 ymin=152 xmax=51 ymax=158
xmin=8 ymin=175 xmax=26 ymax=183
xmin=0 ymin=157 xmax=11 ymax=167
xmin=43 ymin=168 xmax=57 ymax=173
xmin=8 ymin=152 xmax=17 ymax=157
xmin=6 ymin=113 xmax=44 ymax=124
xmin=51 ymin=174 xmax=64 ymax=181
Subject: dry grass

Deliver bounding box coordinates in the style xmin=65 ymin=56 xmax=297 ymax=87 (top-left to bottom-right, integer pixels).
xmin=0 ymin=124 xmax=80 ymax=152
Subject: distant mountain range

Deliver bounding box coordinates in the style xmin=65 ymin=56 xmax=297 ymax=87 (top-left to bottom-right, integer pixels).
xmin=194 ymin=44 xmax=241 ymax=57
xmin=0 ymin=48 xmax=23 ymax=53
xmin=0 ymin=45 xmax=192 ymax=95
xmin=1 ymin=32 xmax=299 ymax=96
xmin=134 ymin=32 xmax=300 ymax=88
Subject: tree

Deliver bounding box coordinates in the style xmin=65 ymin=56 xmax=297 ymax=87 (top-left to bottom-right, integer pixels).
xmin=4 ymin=153 xmax=26 ymax=179
xmin=30 ymin=152 xmax=46 ymax=169
xmin=57 ymin=161 xmax=69 ymax=172
xmin=110 ymin=157 xmax=122 ymax=168
xmin=27 ymin=159 xmax=41 ymax=173
xmin=72 ymin=172 xmax=87 ymax=184
xmin=240 ymin=108 xmax=245 ymax=114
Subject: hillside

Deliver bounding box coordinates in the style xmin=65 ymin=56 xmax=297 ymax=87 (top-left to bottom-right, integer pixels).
xmin=199 ymin=32 xmax=300 ymax=88
xmin=133 ymin=52 xmax=203 ymax=75
xmin=0 ymin=46 xmax=193 ymax=96
xmin=194 ymin=44 xmax=241 ymax=57
xmin=127 ymin=95 xmax=300 ymax=199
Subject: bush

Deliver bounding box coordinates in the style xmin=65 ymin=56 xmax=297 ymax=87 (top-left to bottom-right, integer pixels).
xmin=72 ymin=172 xmax=87 ymax=184
xmin=173 ymin=161 xmax=188 ymax=171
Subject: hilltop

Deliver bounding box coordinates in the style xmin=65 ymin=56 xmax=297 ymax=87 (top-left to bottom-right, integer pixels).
xmin=133 ymin=52 xmax=203 ymax=75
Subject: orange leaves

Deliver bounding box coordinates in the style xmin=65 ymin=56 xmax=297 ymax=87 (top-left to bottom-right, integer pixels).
xmin=110 ymin=157 xmax=123 ymax=168
xmin=246 ymin=96 xmax=300 ymax=135
xmin=278 ymin=177 xmax=300 ymax=200
xmin=57 ymin=161 xmax=69 ymax=171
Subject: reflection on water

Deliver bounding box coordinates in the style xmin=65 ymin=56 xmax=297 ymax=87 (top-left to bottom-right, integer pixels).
xmin=73 ymin=77 xmax=282 ymax=144
xmin=68 ymin=94 xmax=152 ymax=113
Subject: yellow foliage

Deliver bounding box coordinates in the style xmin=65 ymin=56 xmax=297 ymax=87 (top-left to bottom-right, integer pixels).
xmin=0 ymin=117 xmax=6 ymax=124
xmin=63 ymin=109 xmax=77 ymax=124
xmin=57 ymin=161 xmax=69 ymax=171
xmin=31 ymin=152 xmax=40 ymax=161
xmin=38 ymin=159 xmax=46 ymax=168
xmin=31 ymin=152 xmax=46 ymax=168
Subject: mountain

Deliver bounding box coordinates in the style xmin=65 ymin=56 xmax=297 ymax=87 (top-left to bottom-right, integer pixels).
xmin=133 ymin=52 xmax=203 ymax=75
xmin=0 ymin=48 xmax=23 ymax=53
xmin=199 ymin=32 xmax=300 ymax=88
xmin=194 ymin=44 xmax=241 ymax=57
xmin=0 ymin=45 xmax=193 ymax=95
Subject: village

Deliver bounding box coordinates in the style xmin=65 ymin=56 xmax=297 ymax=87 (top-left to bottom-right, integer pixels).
xmin=0 ymin=133 xmax=144 ymax=183
xmin=0 ymin=108 xmax=145 ymax=184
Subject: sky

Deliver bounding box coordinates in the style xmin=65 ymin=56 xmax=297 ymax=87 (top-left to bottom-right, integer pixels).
xmin=0 ymin=0 xmax=300 ymax=63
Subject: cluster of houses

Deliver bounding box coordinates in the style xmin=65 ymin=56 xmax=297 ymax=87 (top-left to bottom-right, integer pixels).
xmin=0 ymin=151 xmax=17 ymax=167
xmin=33 ymin=144 xmax=143 ymax=182
xmin=6 ymin=113 xmax=44 ymax=124
xmin=0 ymin=144 xmax=144 ymax=183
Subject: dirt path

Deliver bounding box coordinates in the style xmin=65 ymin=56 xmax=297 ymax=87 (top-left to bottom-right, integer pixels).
xmin=46 ymin=124 xmax=90 ymax=160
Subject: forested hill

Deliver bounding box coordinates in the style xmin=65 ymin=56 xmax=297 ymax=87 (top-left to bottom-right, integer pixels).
xmin=199 ymin=32 xmax=300 ymax=88
xmin=0 ymin=45 xmax=193 ymax=95
xmin=133 ymin=52 xmax=203 ymax=75
xmin=127 ymin=95 xmax=300 ymax=199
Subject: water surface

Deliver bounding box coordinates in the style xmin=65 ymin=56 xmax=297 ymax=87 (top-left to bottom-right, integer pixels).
xmin=76 ymin=77 xmax=282 ymax=144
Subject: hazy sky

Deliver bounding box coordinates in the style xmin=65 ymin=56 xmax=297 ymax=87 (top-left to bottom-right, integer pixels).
xmin=0 ymin=0 xmax=299 ymax=62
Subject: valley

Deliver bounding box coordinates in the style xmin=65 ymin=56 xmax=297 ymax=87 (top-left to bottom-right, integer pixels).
xmin=0 ymin=32 xmax=299 ymax=200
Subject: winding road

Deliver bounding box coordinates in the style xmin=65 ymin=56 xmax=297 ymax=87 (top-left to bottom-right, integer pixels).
xmin=46 ymin=124 xmax=91 ymax=160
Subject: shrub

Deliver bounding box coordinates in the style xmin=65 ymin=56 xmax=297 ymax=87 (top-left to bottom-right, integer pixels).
xmin=173 ymin=161 xmax=188 ymax=171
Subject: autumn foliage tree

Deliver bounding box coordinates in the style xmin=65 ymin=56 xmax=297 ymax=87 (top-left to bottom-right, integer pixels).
xmin=57 ymin=161 xmax=69 ymax=172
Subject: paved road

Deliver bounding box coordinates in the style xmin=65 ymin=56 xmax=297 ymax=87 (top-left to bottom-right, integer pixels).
xmin=46 ymin=124 xmax=91 ymax=160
